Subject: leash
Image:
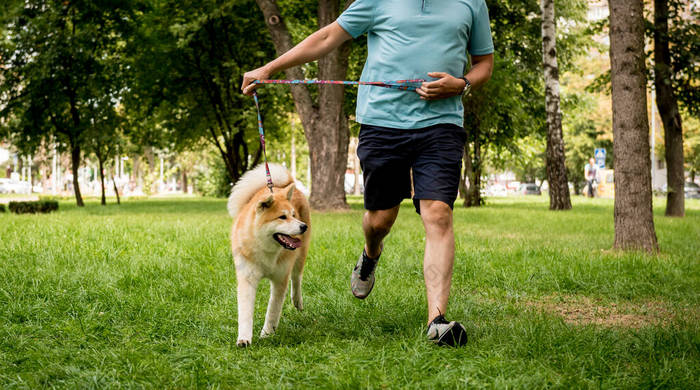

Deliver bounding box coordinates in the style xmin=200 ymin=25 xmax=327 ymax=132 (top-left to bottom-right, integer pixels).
xmin=251 ymin=79 xmax=425 ymax=193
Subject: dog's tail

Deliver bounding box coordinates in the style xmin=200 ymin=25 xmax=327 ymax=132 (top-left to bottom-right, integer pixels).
xmin=227 ymin=163 xmax=293 ymax=218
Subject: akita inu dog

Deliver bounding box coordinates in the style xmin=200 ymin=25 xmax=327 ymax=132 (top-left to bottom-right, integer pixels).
xmin=227 ymin=163 xmax=310 ymax=347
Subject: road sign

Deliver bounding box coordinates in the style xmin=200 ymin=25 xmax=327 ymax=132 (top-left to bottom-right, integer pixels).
xmin=595 ymin=148 xmax=606 ymax=169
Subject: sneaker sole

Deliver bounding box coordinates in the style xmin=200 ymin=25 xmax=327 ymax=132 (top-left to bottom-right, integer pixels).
xmin=436 ymin=323 xmax=468 ymax=347
xmin=351 ymin=277 xmax=375 ymax=299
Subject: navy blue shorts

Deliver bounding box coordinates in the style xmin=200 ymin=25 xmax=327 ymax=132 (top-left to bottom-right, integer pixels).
xmin=357 ymin=123 xmax=466 ymax=214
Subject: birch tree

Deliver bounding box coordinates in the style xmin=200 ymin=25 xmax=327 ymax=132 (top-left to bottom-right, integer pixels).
xmin=541 ymin=0 xmax=572 ymax=210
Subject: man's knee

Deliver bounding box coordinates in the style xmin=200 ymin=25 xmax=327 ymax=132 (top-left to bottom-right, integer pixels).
xmin=420 ymin=200 xmax=453 ymax=233
xmin=364 ymin=210 xmax=396 ymax=236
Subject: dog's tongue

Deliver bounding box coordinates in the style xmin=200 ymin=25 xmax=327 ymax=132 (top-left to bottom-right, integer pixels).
xmin=279 ymin=234 xmax=302 ymax=248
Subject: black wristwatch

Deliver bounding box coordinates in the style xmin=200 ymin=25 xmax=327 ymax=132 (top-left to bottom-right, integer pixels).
xmin=459 ymin=76 xmax=472 ymax=96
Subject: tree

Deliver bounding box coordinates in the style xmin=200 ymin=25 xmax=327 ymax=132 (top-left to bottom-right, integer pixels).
xmin=653 ymin=0 xmax=686 ymax=217
xmin=126 ymin=0 xmax=286 ymax=189
xmin=85 ymin=102 xmax=124 ymax=206
xmin=1 ymin=0 xmax=137 ymax=206
xmin=541 ymin=0 xmax=572 ymax=210
xmin=608 ymin=0 xmax=658 ymax=251
xmin=459 ymin=0 xmax=588 ymax=207
xmin=685 ymin=116 xmax=700 ymax=182
xmin=255 ymin=0 xmax=351 ymax=210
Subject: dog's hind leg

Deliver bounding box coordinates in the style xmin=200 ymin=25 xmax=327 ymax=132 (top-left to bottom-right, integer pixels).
xmin=236 ymin=264 xmax=260 ymax=347
xmin=290 ymin=251 xmax=306 ymax=311
xmin=261 ymin=277 xmax=290 ymax=338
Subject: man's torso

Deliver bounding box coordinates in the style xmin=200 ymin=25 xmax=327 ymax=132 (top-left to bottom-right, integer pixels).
xmin=338 ymin=0 xmax=493 ymax=129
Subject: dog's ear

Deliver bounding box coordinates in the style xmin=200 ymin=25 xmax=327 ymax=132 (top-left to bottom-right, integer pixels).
xmin=257 ymin=195 xmax=274 ymax=213
xmin=284 ymin=183 xmax=295 ymax=201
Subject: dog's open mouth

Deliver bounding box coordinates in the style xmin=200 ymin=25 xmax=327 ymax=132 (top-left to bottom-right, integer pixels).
xmin=273 ymin=233 xmax=302 ymax=250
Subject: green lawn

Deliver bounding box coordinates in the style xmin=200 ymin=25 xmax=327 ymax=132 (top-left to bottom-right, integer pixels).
xmin=1 ymin=196 xmax=699 ymax=388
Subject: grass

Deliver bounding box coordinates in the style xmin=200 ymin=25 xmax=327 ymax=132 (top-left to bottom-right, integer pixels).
xmin=0 ymin=195 xmax=698 ymax=388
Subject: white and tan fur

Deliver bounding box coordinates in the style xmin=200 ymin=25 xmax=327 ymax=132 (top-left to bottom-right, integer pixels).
xmin=228 ymin=163 xmax=310 ymax=347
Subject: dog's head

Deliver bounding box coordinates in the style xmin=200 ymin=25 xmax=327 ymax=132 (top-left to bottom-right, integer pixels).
xmin=255 ymin=183 xmax=308 ymax=250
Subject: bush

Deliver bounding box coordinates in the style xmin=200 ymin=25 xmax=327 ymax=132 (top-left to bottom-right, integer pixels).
xmin=8 ymin=200 xmax=59 ymax=214
xmin=0 ymin=204 xmax=5 ymax=213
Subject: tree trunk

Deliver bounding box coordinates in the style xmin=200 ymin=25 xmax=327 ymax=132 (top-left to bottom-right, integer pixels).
xmin=98 ymin=155 xmax=106 ymax=205
xmin=111 ymin=173 xmax=121 ymax=205
xmin=541 ymin=0 xmax=572 ymax=211
xmin=256 ymin=0 xmax=350 ymax=210
xmin=463 ymin=122 xmax=483 ymax=207
xmin=70 ymin=142 xmax=84 ymax=207
xmin=654 ymin=0 xmax=684 ymax=217
xmin=182 ymin=170 xmax=188 ymax=194
xmin=608 ymin=0 xmax=659 ymax=252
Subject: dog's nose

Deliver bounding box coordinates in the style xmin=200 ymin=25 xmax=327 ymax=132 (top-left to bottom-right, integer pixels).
xmin=299 ymin=224 xmax=308 ymax=233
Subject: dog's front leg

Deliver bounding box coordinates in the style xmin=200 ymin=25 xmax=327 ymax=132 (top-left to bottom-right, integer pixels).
xmin=236 ymin=263 xmax=260 ymax=348
xmin=260 ymin=277 xmax=290 ymax=338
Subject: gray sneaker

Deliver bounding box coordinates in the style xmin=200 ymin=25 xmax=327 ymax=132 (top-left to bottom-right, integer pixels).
xmin=350 ymin=249 xmax=380 ymax=299
xmin=426 ymin=315 xmax=468 ymax=347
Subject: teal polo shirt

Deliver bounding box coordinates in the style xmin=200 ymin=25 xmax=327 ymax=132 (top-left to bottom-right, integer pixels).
xmin=337 ymin=0 xmax=494 ymax=129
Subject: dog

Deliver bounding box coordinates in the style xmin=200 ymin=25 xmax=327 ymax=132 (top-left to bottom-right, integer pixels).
xmin=227 ymin=163 xmax=310 ymax=347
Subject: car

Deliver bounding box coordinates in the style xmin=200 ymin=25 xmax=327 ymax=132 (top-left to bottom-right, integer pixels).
xmin=658 ymin=182 xmax=700 ymax=199
xmin=0 ymin=178 xmax=10 ymax=194
xmin=685 ymin=182 xmax=700 ymax=199
xmin=0 ymin=178 xmax=31 ymax=194
xmin=485 ymin=184 xmax=508 ymax=197
xmin=518 ymin=183 xmax=541 ymax=195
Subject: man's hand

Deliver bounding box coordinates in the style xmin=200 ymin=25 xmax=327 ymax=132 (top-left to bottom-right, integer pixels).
xmin=241 ymin=66 xmax=272 ymax=96
xmin=416 ymin=72 xmax=466 ymax=101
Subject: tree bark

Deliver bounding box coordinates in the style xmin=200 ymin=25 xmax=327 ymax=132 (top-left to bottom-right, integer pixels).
xmin=654 ymin=0 xmax=684 ymax=217
xmin=608 ymin=0 xmax=659 ymax=251
xmin=463 ymin=122 xmax=483 ymax=207
xmin=541 ymin=0 xmax=572 ymax=211
xmin=111 ymin=173 xmax=121 ymax=205
xmin=69 ymin=141 xmax=84 ymax=207
xmin=256 ymin=0 xmax=350 ymax=210
xmin=98 ymin=155 xmax=106 ymax=205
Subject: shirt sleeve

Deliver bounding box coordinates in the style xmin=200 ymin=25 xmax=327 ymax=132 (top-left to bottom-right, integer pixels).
xmin=336 ymin=0 xmax=374 ymax=39
xmin=468 ymin=0 xmax=495 ymax=55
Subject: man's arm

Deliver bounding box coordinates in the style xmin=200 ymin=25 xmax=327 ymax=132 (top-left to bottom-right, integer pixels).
xmin=415 ymin=53 xmax=494 ymax=101
xmin=241 ymin=22 xmax=352 ymax=96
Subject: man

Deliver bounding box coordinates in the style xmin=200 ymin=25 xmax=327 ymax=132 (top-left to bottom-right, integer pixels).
xmin=585 ymin=157 xmax=598 ymax=198
xmin=242 ymin=0 xmax=494 ymax=347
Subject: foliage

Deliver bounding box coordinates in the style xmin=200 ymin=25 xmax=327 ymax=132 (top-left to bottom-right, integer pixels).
xmin=7 ymin=200 xmax=59 ymax=214
xmin=589 ymin=1 xmax=699 ymax=117
xmin=0 ymin=204 xmax=5 ymax=213
xmin=125 ymin=0 xmax=289 ymax=184
xmin=0 ymin=0 xmax=141 ymax=205
xmin=193 ymin=148 xmax=233 ymax=198
xmin=0 ymin=0 xmax=137 ymax=150
xmin=645 ymin=0 xmax=699 ymax=117
xmin=468 ymin=0 xmax=591 ymax=187
xmin=684 ymin=115 xmax=700 ymax=180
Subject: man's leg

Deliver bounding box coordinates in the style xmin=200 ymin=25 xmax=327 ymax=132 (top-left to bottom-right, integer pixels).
xmin=419 ymin=199 xmax=455 ymax=324
xmin=363 ymin=205 xmax=400 ymax=258
xmin=351 ymin=205 xmax=401 ymax=299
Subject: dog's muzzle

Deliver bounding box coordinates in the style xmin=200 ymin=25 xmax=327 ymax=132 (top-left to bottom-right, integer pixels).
xmin=273 ymin=233 xmax=303 ymax=250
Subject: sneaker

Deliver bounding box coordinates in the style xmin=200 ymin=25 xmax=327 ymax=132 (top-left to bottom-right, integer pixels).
xmin=426 ymin=315 xmax=468 ymax=347
xmin=350 ymin=248 xmax=380 ymax=299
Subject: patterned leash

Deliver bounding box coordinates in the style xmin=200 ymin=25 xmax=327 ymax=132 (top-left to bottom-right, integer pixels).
xmin=252 ymin=79 xmax=425 ymax=193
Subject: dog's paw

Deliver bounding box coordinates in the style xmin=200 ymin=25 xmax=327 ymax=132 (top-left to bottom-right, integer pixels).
xmin=236 ymin=339 xmax=251 ymax=348
xmin=293 ymin=297 xmax=303 ymax=311
xmin=260 ymin=327 xmax=275 ymax=338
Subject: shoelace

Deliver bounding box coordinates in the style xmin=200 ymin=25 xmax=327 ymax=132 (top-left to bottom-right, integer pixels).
xmin=358 ymin=251 xmax=379 ymax=281
xmin=251 ymin=79 xmax=425 ymax=193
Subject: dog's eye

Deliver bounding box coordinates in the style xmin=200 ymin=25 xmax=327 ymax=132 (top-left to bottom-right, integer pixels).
xmin=279 ymin=215 xmax=287 ymax=220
